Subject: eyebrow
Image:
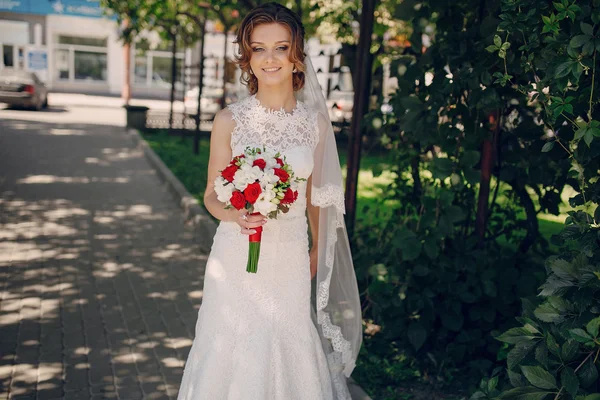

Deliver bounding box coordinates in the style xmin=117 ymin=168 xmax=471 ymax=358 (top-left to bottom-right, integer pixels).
xmin=250 ymin=40 xmax=291 ymax=45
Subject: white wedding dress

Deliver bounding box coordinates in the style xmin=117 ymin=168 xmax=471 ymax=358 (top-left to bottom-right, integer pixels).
xmin=177 ymin=94 xmax=339 ymax=400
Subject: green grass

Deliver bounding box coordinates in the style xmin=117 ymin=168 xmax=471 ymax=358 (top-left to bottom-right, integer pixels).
xmin=142 ymin=131 xmax=211 ymax=207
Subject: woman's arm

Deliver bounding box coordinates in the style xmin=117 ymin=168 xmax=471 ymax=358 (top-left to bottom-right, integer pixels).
xmin=307 ymin=175 xmax=320 ymax=279
xmin=203 ymin=109 xmax=265 ymax=234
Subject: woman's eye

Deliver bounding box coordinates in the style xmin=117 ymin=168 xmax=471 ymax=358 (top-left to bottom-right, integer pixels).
xmin=252 ymin=47 xmax=263 ymax=52
xmin=277 ymin=46 xmax=289 ymax=51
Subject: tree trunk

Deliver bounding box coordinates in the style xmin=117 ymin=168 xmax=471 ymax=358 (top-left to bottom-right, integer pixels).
xmin=344 ymin=0 xmax=377 ymax=234
xmin=194 ymin=13 xmax=207 ymax=155
xmin=169 ymin=31 xmax=177 ymax=130
xmin=475 ymin=111 xmax=499 ymax=241
xmin=513 ymin=181 xmax=539 ymax=254
xmin=220 ymin=28 xmax=229 ymax=109
xmin=122 ymin=20 xmax=131 ymax=105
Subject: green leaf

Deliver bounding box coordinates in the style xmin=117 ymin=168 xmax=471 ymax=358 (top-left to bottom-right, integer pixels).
xmin=496 ymin=327 xmax=539 ymax=344
xmin=460 ymin=150 xmax=480 ymax=167
xmin=561 ymin=367 xmax=579 ymax=397
xmin=542 ymin=142 xmax=555 ymax=152
xmin=584 ymin=129 xmax=594 ymax=146
xmin=535 ymin=343 xmax=549 ymax=369
xmin=494 ymin=34 xmax=502 ymax=47
xmin=580 ymin=22 xmax=594 ymax=36
xmin=586 ymin=317 xmax=600 ymax=337
xmin=583 ymin=40 xmax=595 ymax=56
xmin=542 ymin=15 xmax=552 ymax=24
xmin=575 ymin=126 xmax=588 ymax=140
xmin=521 ymin=365 xmax=557 ymax=389
xmin=570 ymin=35 xmax=591 ymax=48
xmin=569 ymin=328 xmax=593 ymax=343
xmin=563 ymin=104 xmax=573 ymax=114
xmin=497 ymin=386 xmax=552 ymax=400
xmin=555 ymin=61 xmax=574 ymax=78
xmin=408 ymin=321 xmax=427 ymax=351
xmin=553 ymin=1 xmax=566 ymax=11
xmin=508 ymin=369 xmax=528 ymax=387
xmin=578 ymin=358 xmax=598 ymax=388
xmin=546 ymin=334 xmax=560 ymax=357
xmin=423 ymin=238 xmax=439 ymax=259
xmin=501 ymin=42 xmax=511 ymax=50
xmin=534 ymin=302 xmax=564 ymax=323
xmin=486 ymin=44 xmax=499 ymax=52
xmin=549 ymin=258 xmax=576 ymax=279
xmin=561 ymin=339 xmax=579 ymax=362
xmin=508 ymin=341 xmax=537 ymax=370
xmin=488 ymin=375 xmax=499 ymax=392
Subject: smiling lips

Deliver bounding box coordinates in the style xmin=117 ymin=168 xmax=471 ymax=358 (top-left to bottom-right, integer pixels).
xmin=262 ymin=67 xmax=281 ymax=73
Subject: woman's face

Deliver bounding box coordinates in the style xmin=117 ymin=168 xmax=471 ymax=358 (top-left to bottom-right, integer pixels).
xmin=249 ymin=23 xmax=295 ymax=89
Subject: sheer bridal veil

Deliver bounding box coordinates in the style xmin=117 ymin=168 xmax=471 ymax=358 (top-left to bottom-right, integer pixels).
xmin=298 ymin=52 xmax=362 ymax=396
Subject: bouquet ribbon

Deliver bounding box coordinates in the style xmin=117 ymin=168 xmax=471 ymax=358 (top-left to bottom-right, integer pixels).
xmin=246 ymin=212 xmax=263 ymax=273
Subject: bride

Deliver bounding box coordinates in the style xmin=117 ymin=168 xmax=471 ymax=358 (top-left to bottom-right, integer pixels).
xmin=177 ymin=3 xmax=362 ymax=399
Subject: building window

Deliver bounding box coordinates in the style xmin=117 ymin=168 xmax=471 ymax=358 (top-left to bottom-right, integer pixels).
xmin=3 ymin=45 xmax=14 ymax=67
xmin=74 ymin=51 xmax=106 ymax=81
xmin=133 ymin=39 xmax=185 ymax=89
xmin=55 ymin=35 xmax=108 ymax=83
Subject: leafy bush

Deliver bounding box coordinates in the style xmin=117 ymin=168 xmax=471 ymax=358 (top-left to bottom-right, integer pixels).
xmin=353 ymin=0 xmax=572 ymax=383
xmin=467 ymin=0 xmax=600 ymax=398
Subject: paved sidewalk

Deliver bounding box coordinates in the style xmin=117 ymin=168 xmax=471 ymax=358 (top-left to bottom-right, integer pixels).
xmin=0 ymin=118 xmax=206 ymax=400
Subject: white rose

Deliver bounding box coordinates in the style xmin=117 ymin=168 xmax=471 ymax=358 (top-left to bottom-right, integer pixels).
xmin=232 ymin=168 xmax=249 ymax=190
xmin=259 ymin=169 xmax=278 ymax=186
xmin=214 ymin=178 xmax=235 ymax=203
xmin=253 ymin=193 xmax=278 ymax=216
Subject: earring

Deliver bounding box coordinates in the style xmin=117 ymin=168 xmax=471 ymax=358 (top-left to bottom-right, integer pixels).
xmin=292 ymin=66 xmax=298 ymax=73
xmin=249 ymin=69 xmax=254 ymax=75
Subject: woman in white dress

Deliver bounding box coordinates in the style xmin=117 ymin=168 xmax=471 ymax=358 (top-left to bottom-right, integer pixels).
xmin=177 ymin=3 xmax=362 ymax=399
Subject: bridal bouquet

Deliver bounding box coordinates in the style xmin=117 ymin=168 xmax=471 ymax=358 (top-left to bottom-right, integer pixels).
xmin=214 ymin=146 xmax=305 ymax=273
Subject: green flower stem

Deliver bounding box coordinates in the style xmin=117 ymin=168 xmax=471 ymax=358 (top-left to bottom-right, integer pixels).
xmin=246 ymin=242 xmax=261 ymax=273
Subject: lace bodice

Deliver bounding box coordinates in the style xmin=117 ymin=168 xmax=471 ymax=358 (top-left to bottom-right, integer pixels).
xmin=227 ymin=95 xmax=319 ymax=220
xmin=228 ymin=94 xmax=319 ymax=154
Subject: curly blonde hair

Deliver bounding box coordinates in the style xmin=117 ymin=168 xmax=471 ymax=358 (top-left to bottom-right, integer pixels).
xmin=234 ymin=2 xmax=306 ymax=94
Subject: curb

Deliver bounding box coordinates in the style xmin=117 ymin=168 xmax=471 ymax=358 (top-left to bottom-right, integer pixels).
xmin=127 ymin=128 xmax=217 ymax=252
xmin=128 ymin=128 xmax=373 ymax=400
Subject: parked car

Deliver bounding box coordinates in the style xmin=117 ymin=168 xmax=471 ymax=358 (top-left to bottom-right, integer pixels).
xmin=326 ymin=90 xmax=354 ymax=123
xmin=0 ymin=68 xmax=48 ymax=110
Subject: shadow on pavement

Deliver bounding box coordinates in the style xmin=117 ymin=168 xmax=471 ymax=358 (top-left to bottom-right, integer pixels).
xmin=0 ymin=118 xmax=207 ymax=400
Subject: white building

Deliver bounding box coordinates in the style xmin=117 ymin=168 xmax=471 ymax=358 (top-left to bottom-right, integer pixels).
xmin=0 ymin=0 xmax=238 ymax=99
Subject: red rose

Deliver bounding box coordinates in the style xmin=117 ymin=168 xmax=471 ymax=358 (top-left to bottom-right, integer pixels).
xmin=243 ymin=182 xmax=262 ymax=204
xmin=281 ymin=188 xmax=299 ymax=204
xmin=276 ymin=157 xmax=284 ymax=166
xmin=221 ymin=164 xmax=238 ymax=183
xmin=273 ymin=168 xmax=289 ymax=183
xmin=281 ymin=188 xmax=295 ymax=204
xmin=253 ymin=158 xmax=266 ymax=169
xmin=230 ymin=191 xmax=246 ymax=210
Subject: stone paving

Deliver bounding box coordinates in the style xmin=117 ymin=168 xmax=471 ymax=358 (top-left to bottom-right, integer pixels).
xmin=0 ymin=114 xmax=207 ymax=399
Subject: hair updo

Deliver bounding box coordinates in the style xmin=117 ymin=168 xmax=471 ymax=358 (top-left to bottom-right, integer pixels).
xmin=234 ymin=2 xmax=306 ymax=94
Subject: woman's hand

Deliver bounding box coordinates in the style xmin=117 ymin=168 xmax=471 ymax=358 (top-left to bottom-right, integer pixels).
xmin=309 ymin=247 xmax=318 ymax=280
xmin=236 ymin=211 xmax=267 ymax=235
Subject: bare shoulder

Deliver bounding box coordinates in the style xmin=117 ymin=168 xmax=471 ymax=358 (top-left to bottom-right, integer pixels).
xmin=212 ymin=108 xmax=236 ymax=133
